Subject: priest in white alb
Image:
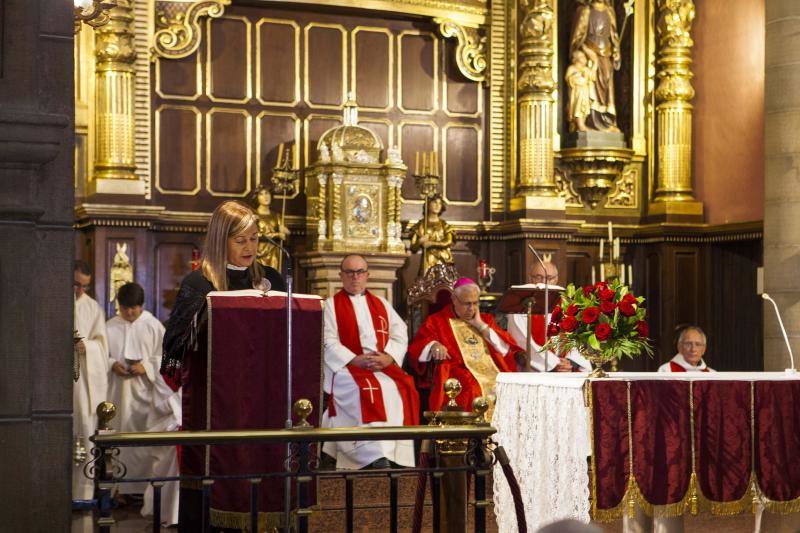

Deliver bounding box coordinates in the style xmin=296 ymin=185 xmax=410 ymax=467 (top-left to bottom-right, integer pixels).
xmin=107 ymin=282 xmax=181 ymax=525
xmin=73 ymin=260 xmax=110 ymax=500
xmin=321 ymin=254 xmax=420 ymax=469
xmin=658 ymin=325 xmax=715 ymax=372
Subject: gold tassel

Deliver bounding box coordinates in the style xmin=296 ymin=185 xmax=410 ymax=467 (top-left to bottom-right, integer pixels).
xmin=689 ymin=472 xmax=698 ymax=515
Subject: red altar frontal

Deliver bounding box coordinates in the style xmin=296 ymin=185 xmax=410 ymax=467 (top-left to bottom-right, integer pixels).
xmin=181 ymin=292 xmax=323 ymax=530
xmin=491 ymin=373 xmax=800 ymax=532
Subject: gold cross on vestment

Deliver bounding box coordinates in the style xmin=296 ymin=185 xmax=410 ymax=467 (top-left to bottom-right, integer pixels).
xmin=362 ymin=378 xmax=379 ymax=403
xmin=375 ymin=316 xmax=390 ymax=349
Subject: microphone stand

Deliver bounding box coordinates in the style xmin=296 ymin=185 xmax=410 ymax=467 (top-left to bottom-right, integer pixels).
xmin=527 ymin=244 xmax=550 ymax=372
xmin=762 ymin=293 xmax=797 ymax=374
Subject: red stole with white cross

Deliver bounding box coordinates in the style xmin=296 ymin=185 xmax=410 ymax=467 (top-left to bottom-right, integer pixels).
xmin=332 ymin=290 xmax=419 ymax=426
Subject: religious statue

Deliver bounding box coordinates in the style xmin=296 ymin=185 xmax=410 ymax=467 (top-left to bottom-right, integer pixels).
xmin=109 ymin=242 xmax=133 ymax=313
xmin=568 ymin=0 xmax=623 ymax=132
xmin=252 ymin=185 xmax=289 ymax=270
xmin=409 ymin=194 xmax=455 ymax=277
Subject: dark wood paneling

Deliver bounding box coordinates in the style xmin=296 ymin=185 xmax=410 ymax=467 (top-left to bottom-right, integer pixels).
xmin=306 ymin=25 xmax=344 ymax=107
xmin=208 ymin=17 xmax=249 ymax=101
xmin=444 ymin=40 xmax=478 ymax=116
xmin=360 ymin=119 xmax=391 ymax=153
xmin=208 ymin=110 xmax=249 ymax=195
xmin=258 ymin=112 xmax=298 ymax=186
xmin=444 ymin=125 xmax=478 ymax=203
xmin=258 ymin=20 xmax=298 ymax=104
xmin=157 ymin=52 xmax=199 ymax=98
xmin=157 ymin=107 xmax=199 ymax=193
xmin=155 ymin=242 xmax=197 ymax=322
xmin=399 ymin=32 xmax=436 ymax=113
xmin=354 ymin=29 xmax=391 ymax=110
xmin=399 ymin=122 xmax=435 ymax=200
xmin=566 ymin=250 xmax=593 ymax=287
xmin=305 ymin=115 xmax=341 ymax=166
xmin=674 ymin=251 xmax=700 ymax=327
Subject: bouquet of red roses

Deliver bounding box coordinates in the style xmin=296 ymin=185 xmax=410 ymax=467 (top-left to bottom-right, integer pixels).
xmin=541 ymin=278 xmax=652 ymax=366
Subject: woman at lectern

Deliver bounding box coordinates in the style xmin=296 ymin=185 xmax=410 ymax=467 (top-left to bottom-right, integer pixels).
xmin=160 ymin=200 xmax=286 ymax=532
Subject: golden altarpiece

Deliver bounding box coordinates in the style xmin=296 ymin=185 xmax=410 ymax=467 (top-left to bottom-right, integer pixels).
xmin=73 ymin=0 xmax=761 ymax=369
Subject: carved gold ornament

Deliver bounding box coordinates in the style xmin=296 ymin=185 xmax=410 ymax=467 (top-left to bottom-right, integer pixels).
xmin=152 ymin=0 xmax=230 ymax=59
xmin=560 ymin=148 xmax=634 ymax=209
xmin=74 ymin=0 xmax=117 ymax=34
xmin=435 ymin=19 xmax=487 ymax=83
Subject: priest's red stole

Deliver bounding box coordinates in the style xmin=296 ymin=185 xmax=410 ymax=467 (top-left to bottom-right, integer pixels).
xmin=333 ymin=290 xmax=419 ymax=426
xmin=669 ymin=361 xmax=709 ymax=373
xmin=530 ymin=314 xmax=547 ymax=346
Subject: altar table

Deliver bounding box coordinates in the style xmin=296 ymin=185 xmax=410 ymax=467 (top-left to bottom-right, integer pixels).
xmin=491 ymin=372 xmax=800 ymax=532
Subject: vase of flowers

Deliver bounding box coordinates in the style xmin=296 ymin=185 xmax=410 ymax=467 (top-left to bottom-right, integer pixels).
xmin=541 ymin=279 xmax=652 ymax=377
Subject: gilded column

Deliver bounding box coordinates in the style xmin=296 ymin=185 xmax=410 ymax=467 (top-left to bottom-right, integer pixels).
xmin=91 ymin=0 xmax=143 ymax=195
xmin=510 ymin=0 xmax=565 ymax=214
xmin=651 ymin=0 xmax=702 ymax=219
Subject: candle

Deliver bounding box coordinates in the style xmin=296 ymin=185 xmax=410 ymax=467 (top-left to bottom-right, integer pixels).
xmin=415 ymin=152 xmax=420 ymax=175
xmin=600 ymin=264 xmax=605 ymax=282
xmin=621 ymin=263 xmax=626 ymax=284
xmin=614 ymin=238 xmax=620 ymax=260
xmin=608 ymin=221 xmax=613 ymax=242
xmin=277 ymin=143 xmax=284 ymax=169
xmin=591 ymin=266 xmax=596 ymax=285
xmin=628 ymin=265 xmax=633 ymax=287
xmin=422 ymin=152 xmax=428 ymax=175
xmin=599 ymin=239 xmax=604 ymax=261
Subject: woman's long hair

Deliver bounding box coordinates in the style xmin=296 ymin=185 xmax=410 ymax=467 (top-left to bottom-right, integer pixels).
xmin=201 ymin=201 xmax=263 ymax=291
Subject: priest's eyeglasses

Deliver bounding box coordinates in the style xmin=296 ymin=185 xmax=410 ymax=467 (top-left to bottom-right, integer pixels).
xmin=342 ymin=269 xmax=369 ymax=277
xmin=680 ymin=341 xmax=706 ymax=348
xmin=531 ymin=274 xmax=558 ymax=284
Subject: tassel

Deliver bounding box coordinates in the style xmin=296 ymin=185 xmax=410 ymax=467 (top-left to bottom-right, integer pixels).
xmin=689 ymin=472 xmax=698 ymax=515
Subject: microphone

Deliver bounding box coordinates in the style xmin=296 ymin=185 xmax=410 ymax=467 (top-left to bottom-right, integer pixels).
xmin=527 ymin=244 xmax=551 ymax=372
xmin=762 ymin=293 xmax=797 ymax=374
xmin=261 ymin=235 xmax=293 ymax=278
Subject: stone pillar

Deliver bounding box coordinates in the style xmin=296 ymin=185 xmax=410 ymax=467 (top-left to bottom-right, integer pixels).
xmin=764 ymin=0 xmax=800 ymax=371
xmin=90 ymin=0 xmax=143 ymax=195
xmin=0 ymin=1 xmax=74 ymax=530
xmin=650 ymin=0 xmax=703 ymax=221
xmin=511 ymin=0 xmax=565 ymax=216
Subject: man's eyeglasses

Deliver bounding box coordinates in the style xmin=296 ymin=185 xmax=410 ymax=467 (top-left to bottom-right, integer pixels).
xmin=680 ymin=341 xmax=706 ymax=348
xmin=73 ymin=281 xmax=91 ymax=290
xmin=342 ymin=269 xmax=368 ymax=278
xmin=531 ymin=275 xmax=558 ymax=283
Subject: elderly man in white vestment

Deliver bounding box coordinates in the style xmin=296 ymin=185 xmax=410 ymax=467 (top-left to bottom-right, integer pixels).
xmin=106 ymin=282 xmax=181 ymax=525
xmin=321 ymin=254 xmax=420 ymax=469
xmin=73 ymin=260 xmax=110 ymax=500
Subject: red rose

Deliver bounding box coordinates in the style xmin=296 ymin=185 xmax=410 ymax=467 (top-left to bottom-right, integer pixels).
xmin=551 ymin=305 xmax=563 ymax=323
xmin=581 ymin=306 xmax=600 ymax=324
xmin=600 ymin=300 xmax=616 ymax=315
xmin=598 ymin=287 xmax=615 ymax=301
xmin=636 ymin=320 xmax=649 ymax=337
xmin=619 ymin=300 xmax=636 ymax=317
xmin=622 ymin=293 xmax=637 ymax=304
xmin=595 ymin=280 xmax=608 ymax=289
xmin=582 ymin=285 xmax=594 ymax=296
xmin=595 ymin=322 xmax=612 ymax=341
xmin=547 ymin=323 xmax=560 ymax=337
xmin=560 ymin=315 xmax=578 ymax=332
xmin=566 ymin=304 xmax=579 ymax=316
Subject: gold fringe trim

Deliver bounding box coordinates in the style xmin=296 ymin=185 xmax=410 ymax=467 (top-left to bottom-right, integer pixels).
xmin=210 ymin=507 xmax=288 ymax=532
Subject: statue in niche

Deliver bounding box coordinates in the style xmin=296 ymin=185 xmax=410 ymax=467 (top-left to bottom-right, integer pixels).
xmin=568 ymin=0 xmax=622 ymax=132
xmin=251 ymin=185 xmax=289 ymax=270
xmin=409 ymin=194 xmax=455 ymax=277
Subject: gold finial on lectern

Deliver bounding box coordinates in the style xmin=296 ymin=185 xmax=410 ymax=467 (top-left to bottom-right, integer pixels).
xmin=444 ymin=378 xmax=462 ymax=409
xmin=471 ymin=396 xmax=489 ymax=424
xmin=292 ymin=399 xmax=313 ymax=428
xmin=96 ymin=401 xmax=116 ymax=431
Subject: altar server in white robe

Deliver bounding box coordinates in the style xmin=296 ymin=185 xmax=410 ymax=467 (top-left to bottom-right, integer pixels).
xmin=107 ymin=282 xmax=180 ymax=524
xmin=73 ymin=260 xmax=110 ymax=500
xmin=321 ymin=254 xmax=420 ymax=469
xmin=657 ymin=326 xmax=714 ymax=372
xmin=507 ymin=260 xmax=591 ymax=372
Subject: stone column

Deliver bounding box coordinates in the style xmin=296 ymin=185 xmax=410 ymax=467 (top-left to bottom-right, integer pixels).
xmin=0 ymin=0 xmax=74 ymax=530
xmin=764 ymin=0 xmax=800 ymax=371
xmin=650 ymin=0 xmax=703 ymax=221
xmin=511 ymin=0 xmax=565 ymax=215
xmin=90 ymin=0 xmax=143 ymax=195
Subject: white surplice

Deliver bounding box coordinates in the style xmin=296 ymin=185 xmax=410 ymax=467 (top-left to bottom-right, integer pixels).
xmin=320 ymin=293 xmax=413 ymax=469
xmin=74 ymin=293 xmax=110 ymax=500
xmin=507 ymin=313 xmax=591 ymax=372
xmin=657 ymin=353 xmax=715 ymax=372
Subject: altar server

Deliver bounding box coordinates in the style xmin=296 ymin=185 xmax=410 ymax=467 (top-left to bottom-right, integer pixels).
xmin=408 ymin=278 xmax=523 ymax=414
xmin=658 ymin=326 xmax=715 ymax=372
xmin=321 ymin=254 xmax=419 ymax=469
xmin=73 ymin=260 xmax=109 ymax=500
xmin=506 ymin=259 xmax=591 ymax=372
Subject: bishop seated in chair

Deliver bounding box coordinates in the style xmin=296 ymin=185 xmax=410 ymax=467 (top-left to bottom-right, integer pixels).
xmin=321 ymin=254 xmax=420 ymax=469
xmin=408 ymin=278 xmax=523 ymax=414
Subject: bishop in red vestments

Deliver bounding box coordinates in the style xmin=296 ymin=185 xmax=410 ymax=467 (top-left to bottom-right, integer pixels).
xmin=321 ymin=255 xmax=419 ymax=469
xmin=408 ymin=278 xmax=523 ymax=415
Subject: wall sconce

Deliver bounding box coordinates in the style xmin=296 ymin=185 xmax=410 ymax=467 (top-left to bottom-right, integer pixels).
xmin=74 ymin=0 xmax=117 ymax=34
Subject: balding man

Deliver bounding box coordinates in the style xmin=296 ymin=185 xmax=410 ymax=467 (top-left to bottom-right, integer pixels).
xmin=408 ymin=278 xmax=523 ymax=415
xmin=507 ymin=260 xmax=591 ymax=372
xmin=321 ymin=254 xmax=419 ymax=469
xmin=658 ymin=326 xmax=715 ymax=372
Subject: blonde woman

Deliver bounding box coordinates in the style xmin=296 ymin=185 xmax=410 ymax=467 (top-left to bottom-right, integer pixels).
xmin=160 ymin=200 xmax=286 ymax=531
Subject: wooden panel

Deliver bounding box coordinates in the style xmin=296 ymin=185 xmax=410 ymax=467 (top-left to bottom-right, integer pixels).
xmin=156 ymin=53 xmax=200 ymax=100
xmin=443 ymin=124 xmax=480 ymax=204
xmin=206 ymin=110 xmax=251 ymax=196
xmin=155 ymin=243 xmax=196 ymax=322
xmin=645 ymin=251 xmax=662 ymax=361
xmin=398 ymin=121 xmax=437 ymax=200
xmin=304 ymin=115 xmax=341 ymax=166
xmin=155 ymin=106 xmax=200 ymax=194
xmin=443 ymin=40 xmax=479 ymax=117
xmin=566 ymin=251 xmax=593 ymax=287
xmin=398 ymin=31 xmax=437 ymax=113
xmin=304 ymin=24 xmax=346 ymax=108
xmin=674 ymin=251 xmax=699 ymax=327
xmin=257 ymin=112 xmax=299 ymax=188
xmin=207 ymin=16 xmax=251 ymax=102
xmin=352 ymin=27 xmax=392 ymax=111
xmin=256 ymin=19 xmax=299 ymax=105
xmin=359 ymin=118 xmax=391 ymax=153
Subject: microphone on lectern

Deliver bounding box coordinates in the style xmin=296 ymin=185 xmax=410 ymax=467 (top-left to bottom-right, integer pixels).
xmin=761 ymin=293 xmax=797 ymax=374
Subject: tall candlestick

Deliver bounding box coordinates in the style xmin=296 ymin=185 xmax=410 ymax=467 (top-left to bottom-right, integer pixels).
xmin=628 ymin=265 xmax=633 ymax=287
xmin=621 ymin=263 xmax=626 ymax=284
xmin=608 ymin=221 xmax=613 ymax=242
xmin=600 ymin=264 xmax=605 ymax=282
xmin=415 ymin=152 xmax=420 ymax=175
xmin=614 ymin=238 xmax=620 ymax=260
xmin=599 ymin=239 xmax=604 ymax=261
xmin=591 ymin=266 xmax=596 ymax=285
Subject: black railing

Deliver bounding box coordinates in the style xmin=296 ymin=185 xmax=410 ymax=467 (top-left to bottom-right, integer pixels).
xmin=89 ymin=424 xmax=501 ymax=533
